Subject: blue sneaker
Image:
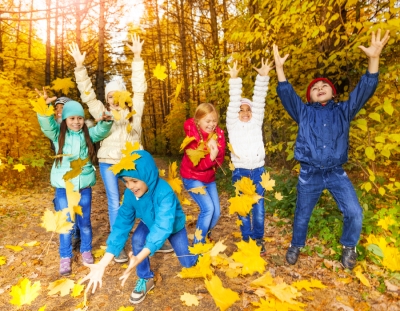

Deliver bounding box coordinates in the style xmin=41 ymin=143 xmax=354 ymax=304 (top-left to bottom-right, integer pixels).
xmin=129 ymin=278 xmax=154 ymax=304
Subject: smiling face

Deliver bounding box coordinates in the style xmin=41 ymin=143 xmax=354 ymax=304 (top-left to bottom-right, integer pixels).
xmin=123 ymin=177 xmax=148 ymax=198
xmin=197 ymin=111 xmax=218 ymax=134
xmin=309 ymin=81 xmax=333 ymax=105
xmin=239 ymin=104 xmax=252 ymax=122
xmin=54 ymin=104 xmax=63 ymax=120
xmin=65 ymin=116 xmax=84 ymax=131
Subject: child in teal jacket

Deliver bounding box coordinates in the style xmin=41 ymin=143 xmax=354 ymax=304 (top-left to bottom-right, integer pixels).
xmin=80 ymin=150 xmax=197 ymax=304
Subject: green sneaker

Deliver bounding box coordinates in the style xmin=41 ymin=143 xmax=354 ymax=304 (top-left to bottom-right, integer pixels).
xmin=129 ymin=278 xmax=155 ymax=304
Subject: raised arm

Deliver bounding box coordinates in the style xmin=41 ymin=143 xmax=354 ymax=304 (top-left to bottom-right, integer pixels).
xmin=225 ymin=61 xmax=243 ymax=128
xmin=273 ymin=44 xmax=289 ymax=82
xmin=358 ymin=29 xmax=390 ymax=74
xmin=251 ymin=59 xmax=273 ymax=125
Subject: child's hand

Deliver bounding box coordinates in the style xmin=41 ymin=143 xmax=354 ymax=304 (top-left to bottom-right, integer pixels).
xmin=126 ymin=34 xmax=144 ymax=59
xmin=80 ymin=262 xmax=106 ymax=294
xmin=35 ymin=87 xmax=57 ymax=105
xmin=97 ymin=111 xmax=114 ymax=122
xmin=272 ymin=44 xmax=289 ymax=69
xmin=253 ymin=58 xmax=275 ymax=76
xmin=224 ymin=61 xmax=241 ymax=79
xmin=67 ymin=43 xmax=86 ymax=67
xmin=207 ymin=139 xmax=219 ymax=161
xmin=119 ymin=251 xmax=140 ymax=287
xmin=358 ymin=29 xmax=390 ymax=59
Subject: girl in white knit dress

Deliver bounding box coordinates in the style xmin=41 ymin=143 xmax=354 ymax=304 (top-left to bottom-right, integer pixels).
xmin=226 ymin=59 xmax=273 ymax=255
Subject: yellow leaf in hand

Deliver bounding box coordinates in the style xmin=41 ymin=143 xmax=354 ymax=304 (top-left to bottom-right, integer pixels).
xmin=0 ymin=256 xmax=6 ymax=265
xmin=13 ymin=164 xmax=26 ymax=172
xmin=186 ymin=148 xmax=209 ymax=166
xmin=180 ymin=292 xmax=199 ymax=306
xmin=5 ymin=245 xmax=23 ymax=252
xmin=71 ymin=283 xmax=84 ymax=298
xmin=188 ymin=186 xmax=206 ymax=195
xmin=153 ymin=64 xmax=167 ymax=80
xmin=260 ymin=171 xmax=275 ymax=191
xmin=179 ymin=136 xmax=196 ymax=152
xmin=205 ymin=275 xmax=240 ymax=311
xmin=51 ymin=77 xmax=75 ymax=95
xmin=179 ymin=254 xmax=213 ymax=279
xmin=63 ymin=158 xmax=89 ymax=181
xmin=231 ymin=239 xmax=266 ymax=275
xmin=189 ymin=242 xmax=214 ymax=255
xmin=169 ymin=60 xmax=177 ymax=70
xmin=275 ymin=192 xmax=283 ymax=201
xmin=30 ymin=96 xmax=54 ymax=116
xmin=291 ymin=279 xmax=326 ymax=291
xmin=9 ymin=278 xmax=41 ymax=306
xmin=48 ymin=278 xmax=75 ymax=297
xmin=112 ymin=109 xmax=121 ymax=121
xmin=41 ymin=209 xmax=74 ymax=234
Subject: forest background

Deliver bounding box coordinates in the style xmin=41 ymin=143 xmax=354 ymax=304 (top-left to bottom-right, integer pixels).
xmin=0 ymin=0 xmax=400 ymax=300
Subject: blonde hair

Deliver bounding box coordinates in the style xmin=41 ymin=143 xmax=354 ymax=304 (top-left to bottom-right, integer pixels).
xmin=193 ymin=103 xmax=219 ymax=141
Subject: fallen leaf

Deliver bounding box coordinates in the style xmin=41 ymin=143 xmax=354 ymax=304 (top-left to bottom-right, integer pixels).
xmin=210 ymin=241 xmax=227 ymax=257
xmin=5 ymin=245 xmax=23 ymax=252
xmin=204 ymin=275 xmax=240 ymax=311
xmin=0 ymin=256 xmax=6 ymax=265
xmin=23 ymin=241 xmax=40 ymax=247
xmin=13 ymin=164 xmax=26 ymax=172
xmin=180 ymin=292 xmax=199 ymax=306
xmin=189 ymin=243 xmax=214 ymax=255
xmin=291 ymin=279 xmax=326 ymax=291
xmin=251 ymin=271 xmax=275 ymax=288
xmin=178 ymin=254 xmax=213 ymax=279
xmin=231 ymin=240 xmax=267 ymax=275
xmin=116 ymin=306 xmax=134 ymax=311
xmin=9 ymin=278 xmax=41 ymax=306
xmin=353 ymin=266 xmax=370 ymax=287
xmin=48 ymin=278 xmax=75 ymax=297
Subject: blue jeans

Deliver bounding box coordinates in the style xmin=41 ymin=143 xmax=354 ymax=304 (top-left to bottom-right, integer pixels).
xmin=132 ymin=221 xmax=198 ymax=279
xmin=99 ymin=162 xmax=121 ymax=230
xmin=232 ymin=167 xmax=266 ymax=241
xmin=54 ymin=187 xmax=93 ymax=258
xmin=182 ymin=178 xmax=220 ymax=243
xmin=291 ymin=164 xmax=363 ymax=248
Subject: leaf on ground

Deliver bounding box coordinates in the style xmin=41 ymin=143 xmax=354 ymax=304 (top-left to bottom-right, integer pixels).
xmin=153 ymin=64 xmax=168 ymax=80
xmin=267 ymin=282 xmax=303 ymax=305
xmin=235 ymin=219 xmax=243 ymax=227
xmin=179 ymin=136 xmax=196 ymax=152
xmin=63 ymin=158 xmax=89 ymax=181
xmin=204 ymin=275 xmax=240 ymax=311
xmin=180 ymin=292 xmax=199 ymax=306
xmin=0 ymin=256 xmax=6 ymax=265
xmin=41 ymin=209 xmax=74 ymax=234
xmin=93 ymin=248 xmax=106 ymax=258
xmin=48 ymin=278 xmax=75 ymax=297
xmin=23 ymin=241 xmax=40 ymax=247
xmin=13 ymin=163 xmax=27 ymax=172
xmin=30 ymin=96 xmax=54 ymax=116
xmin=252 ymin=297 xmax=305 ymax=311
xmin=116 ymin=307 xmax=134 ymax=311
xmin=210 ymin=240 xmax=227 ymax=257
xmin=71 ymin=283 xmax=84 ymax=298
xmin=188 ymin=186 xmax=206 ymax=195
xmin=291 ymin=279 xmax=326 ymax=291
xmin=251 ymin=271 xmax=275 ymax=288
xmin=260 ymin=171 xmax=275 ymax=191
xmin=189 ymin=242 xmax=214 ymax=255
xmin=178 ymin=254 xmax=213 ymax=279
xmin=38 ymin=305 xmax=46 ymax=311
xmin=9 ymin=278 xmax=41 ymax=306
xmin=5 ymin=245 xmax=24 ymax=252
xmin=353 ymin=266 xmax=371 ymax=287
xmin=275 ymin=192 xmax=284 ymax=201
xmin=231 ymin=240 xmax=266 ymax=275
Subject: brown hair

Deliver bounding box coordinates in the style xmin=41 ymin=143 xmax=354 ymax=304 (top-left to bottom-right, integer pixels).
xmin=193 ymin=103 xmax=219 ymax=141
xmin=55 ymin=121 xmax=96 ymax=166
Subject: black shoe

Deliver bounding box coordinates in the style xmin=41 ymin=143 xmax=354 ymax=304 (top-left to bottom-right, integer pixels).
xmin=286 ymin=245 xmax=301 ymax=265
xmin=255 ymin=238 xmax=266 ymax=256
xmin=341 ymin=246 xmax=357 ymax=270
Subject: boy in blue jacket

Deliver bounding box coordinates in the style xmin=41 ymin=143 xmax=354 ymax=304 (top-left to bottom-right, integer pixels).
xmin=81 ymin=150 xmax=197 ymax=304
xmin=273 ymin=29 xmax=390 ymax=270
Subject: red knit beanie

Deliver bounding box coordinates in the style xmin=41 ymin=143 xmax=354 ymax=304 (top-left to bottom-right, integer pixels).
xmin=306 ymin=78 xmax=337 ymax=103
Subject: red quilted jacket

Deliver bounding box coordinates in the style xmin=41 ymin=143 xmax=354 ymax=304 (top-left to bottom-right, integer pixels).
xmin=180 ymin=118 xmax=226 ymax=183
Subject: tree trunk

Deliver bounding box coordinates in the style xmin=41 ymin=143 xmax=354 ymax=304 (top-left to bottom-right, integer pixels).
xmin=96 ymin=0 xmax=105 ymax=103
xmin=45 ymin=0 xmax=51 ymax=86
xmin=155 ymin=1 xmax=167 ymax=121
xmin=53 ymin=0 xmax=59 ymax=79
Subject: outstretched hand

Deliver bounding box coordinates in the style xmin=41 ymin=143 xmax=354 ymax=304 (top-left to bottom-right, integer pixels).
xmin=35 ymin=87 xmax=57 ymax=105
xmin=358 ymin=29 xmax=390 ymax=59
xmin=80 ymin=262 xmax=106 ymax=294
xmin=67 ymin=43 xmax=86 ymax=67
xmin=224 ymin=61 xmax=241 ymax=79
xmin=119 ymin=251 xmax=140 ymax=287
xmin=272 ymin=44 xmax=289 ymax=69
xmin=126 ymin=34 xmax=144 ymax=58
xmin=253 ymin=58 xmax=274 ymax=76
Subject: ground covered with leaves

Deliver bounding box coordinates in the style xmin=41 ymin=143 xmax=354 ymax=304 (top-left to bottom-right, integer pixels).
xmin=1 ymin=157 xmax=400 ymax=311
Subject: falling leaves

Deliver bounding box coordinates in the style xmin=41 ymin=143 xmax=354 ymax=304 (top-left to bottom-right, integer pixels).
xmin=186 ymin=146 xmax=209 ymax=166
xmin=188 ymin=186 xmax=206 ymax=195
xmin=180 ymin=292 xmax=199 ymax=306
xmin=260 ymin=171 xmax=275 ymax=191
xmin=13 ymin=163 xmax=26 ymax=172
xmin=109 ymin=142 xmax=141 ymax=175
xmin=63 ymin=158 xmax=89 ymax=181
xmin=179 ymin=136 xmax=196 ymax=152
xmin=230 ymin=240 xmax=267 ymax=275
xmin=9 ymin=278 xmax=41 ymax=306
xmin=113 ymin=90 xmax=133 ymax=109
xmin=48 ymin=278 xmax=75 ymax=297
xmin=30 ymin=96 xmax=54 ymax=116
xmin=153 ymin=64 xmax=167 ymax=81
xmin=111 ymin=109 xmax=121 ymax=121
xmin=228 ymin=195 xmax=258 ymax=216
xmin=169 ymin=60 xmax=177 ymax=70
xmin=178 ymin=254 xmax=213 ymax=279
xmin=189 ymin=242 xmax=214 ymax=255
xmin=205 ymin=275 xmax=240 ymax=311
xmin=65 ymin=180 xmax=82 ymax=222
xmin=51 ymin=77 xmax=75 ymax=95
xmin=40 ymin=209 xmax=74 ymax=234
xmin=227 ymin=142 xmax=240 ymax=159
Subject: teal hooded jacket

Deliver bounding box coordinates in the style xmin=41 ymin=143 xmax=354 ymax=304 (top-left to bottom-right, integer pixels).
xmin=106 ymin=150 xmax=186 ymax=256
xmin=37 ymin=114 xmax=112 ymax=190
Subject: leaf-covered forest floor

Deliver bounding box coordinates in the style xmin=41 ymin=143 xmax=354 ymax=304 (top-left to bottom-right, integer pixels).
xmin=1 ymin=157 xmax=399 ymax=311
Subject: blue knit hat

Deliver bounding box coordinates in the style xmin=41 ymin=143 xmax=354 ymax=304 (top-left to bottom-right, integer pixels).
xmin=61 ymin=101 xmax=85 ymax=120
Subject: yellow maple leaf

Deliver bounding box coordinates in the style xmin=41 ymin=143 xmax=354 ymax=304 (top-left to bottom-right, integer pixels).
xmin=252 ymin=297 xmax=305 ymax=311
xmin=23 ymin=241 xmax=40 ymax=247
xmin=188 ymin=186 xmax=206 ymax=195
xmin=353 ymin=266 xmax=371 ymax=287
xmin=126 ymin=109 xmax=136 ymax=120
xmin=9 ymin=278 xmax=41 ymax=306
xmin=30 ymin=96 xmax=54 ymax=116
xmin=179 ymin=136 xmax=196 ymax=152
xmin=48 ymin=278 xmax=75 ymax=297
xmin=113 ymin=90 xmax=132 ymax=109
xmin=13 ymin=164 xmax=26 ymax=172
xmin=228 ymin=195 xmax=257 ymax=216
xmin=165 ymin=161 xmax=183 ymax=194
xmin=210 ymin=240 xmax=227 ymax=257
xmin=71 ymin=283 xmax=85 ymax=298
xmin=41 ymin=209 xmax=74 ymax=234
xmin=260 ymin=171 xmax=275 ymax=191
xmin=267 ymin=282 xmax=302 ymax=304
xmin=0 ymin=256 xmax=6 ymax=265
xmin=116 ymin=306 xmax=134 ymax=311
xmin=180 ymin=292 xmax=199 ymax=306
xmin=194 ymin=228 xmax=203 ymax=241
xmin=5 ymin=245 xmax=23 ymax=252
xmin=153 ymin=64 xmax=167 ymax=80
xmin=75 ymin=291 xmax=87 ymax=309
xmin=179 ymin=254 xmax=213 ymax=279
xmin=205 ymin=275 xmax=240 ymax=311
xmin=65 ymin=180 xmax=81 ymax=222
xmin=231 ymin=240 xmax=267 ymax=275
xmin=38 ymin=305 xmax=46 ymax=311
xmin=275 ymin=192 xmax=284 ymax=201
xmin=229 ymin=161 xmax=235 ymax=171
xmin=109 ymin=153 xmax=141 ymax=175
xmin=186 ymin=148 xmax=209 ymax=166
xmin=173 ymin=82 xmax=182 ymax=101
xmin=377 ymin=215 xmax=395 ymax=231
xmin=250 ymin=271 xmax=275 ymax=288
xmin=111 ymin=109 xmax=121 ymax=121
xmin=63 ymin=158 xmax=89 ymax=181
xmin=291 ymin=279 xmax=326 ymax=291
xmin=233 ymin=177 xmax=256 ymax=196
xmin=189 ymin=242 xmax=214 ymax=255
xmin=232 ymin=231 xmax=241 ymax=238
xmin=159 ymin=169 xmax=165 ymax=177
xmin=51 ymin=77 xmax=75 ymax=95
xmin=169 ymin=60 xmax=177 ymax=70
xmin=227 ymin=142 xmax=240 ymax=159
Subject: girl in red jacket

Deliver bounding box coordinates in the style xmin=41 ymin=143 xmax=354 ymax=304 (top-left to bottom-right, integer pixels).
xmin=180 ymin=103 xmax=226 ymax=244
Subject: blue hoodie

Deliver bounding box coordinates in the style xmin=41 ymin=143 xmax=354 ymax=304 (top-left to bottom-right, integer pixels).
xmin=106 ymin=150 xmax=186 ymax=256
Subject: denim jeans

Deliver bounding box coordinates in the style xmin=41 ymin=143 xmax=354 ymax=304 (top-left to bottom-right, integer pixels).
xmin=54 ymin=187 xmax=93 ymax=258
xmin=291 ymin=164 xmax=363 ymax=248
xmin=232 ymin=166 xmax=266 ymax=241
xmin=182 ymin=178 xmax=220 ymax=243
xmin=99 ymin=162 xmax=121 ymax=230
xmin=132 ymin=221 xmax=198 ymax=279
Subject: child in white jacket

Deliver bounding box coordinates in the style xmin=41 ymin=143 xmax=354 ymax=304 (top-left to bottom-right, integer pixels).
xmin=226 ymin=59 xmax=273 ymax=255
xmin=68 ymin=34 xmax=147 ymax=263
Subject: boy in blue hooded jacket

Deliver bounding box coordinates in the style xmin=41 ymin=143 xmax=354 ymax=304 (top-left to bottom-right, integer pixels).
xmin=81 ymin=150 xmax=197 ymax=304
xmin=273 ymin=29 xmax=389 ymax=270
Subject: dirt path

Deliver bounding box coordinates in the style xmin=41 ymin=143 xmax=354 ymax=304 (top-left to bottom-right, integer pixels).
xmin=0 ymin=157 xmax=399 ymax=310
